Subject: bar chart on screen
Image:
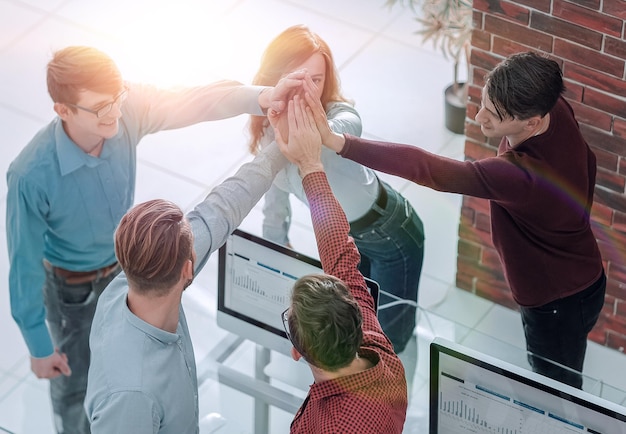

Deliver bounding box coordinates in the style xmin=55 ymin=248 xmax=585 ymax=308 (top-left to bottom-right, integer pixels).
xmin=438 ymin=374 xmax=606 ymax=433
xmin=431 ymin=339 xmax=626 ymax=434
xmin=227 ymin=253 xmax=296 ymax=325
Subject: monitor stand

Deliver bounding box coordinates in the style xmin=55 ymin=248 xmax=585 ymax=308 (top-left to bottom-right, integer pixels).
xmin=196 ymin=333 xmax=308 ymax=434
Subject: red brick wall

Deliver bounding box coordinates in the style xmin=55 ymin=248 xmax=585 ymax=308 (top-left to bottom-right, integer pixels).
xmin=461 ymin=0 xmax=626 ymax=350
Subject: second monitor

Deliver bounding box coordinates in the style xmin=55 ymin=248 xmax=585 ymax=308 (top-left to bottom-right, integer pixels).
xmin=217 ymin=228 xmax=379 ymax=358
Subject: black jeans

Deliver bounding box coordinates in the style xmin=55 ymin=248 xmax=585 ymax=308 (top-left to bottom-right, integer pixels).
xmin=520 ymin=271 xmax=606 ymax=389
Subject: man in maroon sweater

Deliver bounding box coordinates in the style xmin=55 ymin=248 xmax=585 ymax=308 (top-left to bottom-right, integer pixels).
xmin=274 ymin=95 xmax=408 ymax=433
xmin=307 ymin=52 xmax=605 ymax=389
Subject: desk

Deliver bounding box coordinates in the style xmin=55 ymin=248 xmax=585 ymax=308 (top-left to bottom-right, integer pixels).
xmin=194 ymin=306 xmax=626 ymax=434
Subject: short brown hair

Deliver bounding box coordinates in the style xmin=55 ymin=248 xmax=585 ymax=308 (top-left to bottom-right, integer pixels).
xmin=115 ymin=199 xmax=193 ymax=295
xmin=47 ymin=46 xmax=123 ymax=105
xmin=289 ymin=274 xmax=363 ymax=371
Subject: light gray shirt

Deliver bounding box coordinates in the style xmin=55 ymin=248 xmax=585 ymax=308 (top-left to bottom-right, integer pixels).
xmin=85 ymin=141 xmax=288 ymax=433
xmin=261 ymin=101 xmax=379 ymax=245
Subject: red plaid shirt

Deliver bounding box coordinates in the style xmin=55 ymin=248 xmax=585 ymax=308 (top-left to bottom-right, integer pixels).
xmin=290 ymin=172 xmax=408 ymax=434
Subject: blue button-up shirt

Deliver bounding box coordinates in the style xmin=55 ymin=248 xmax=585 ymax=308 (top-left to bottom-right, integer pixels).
xmin=6 ymin=81 xmax=266 ymax=357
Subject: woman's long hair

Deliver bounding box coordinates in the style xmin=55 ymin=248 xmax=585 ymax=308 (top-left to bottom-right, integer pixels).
xmin=248 ymin=25 xmax=349 ymax=154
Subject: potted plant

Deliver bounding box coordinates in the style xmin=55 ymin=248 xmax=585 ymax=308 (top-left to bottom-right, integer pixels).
xmin=385 ymin=0 xmax=472 ymax=134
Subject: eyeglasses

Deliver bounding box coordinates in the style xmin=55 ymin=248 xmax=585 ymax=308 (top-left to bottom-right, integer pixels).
xmin=281 ymin=308 xmax=294 ymax=343
xmin=66 ymin=86 xmax=129 ymax=118
xmin=282 ymin=307 xmax=306 ymax=356
xmin=282 ymin=307 xmax=318 ymax=367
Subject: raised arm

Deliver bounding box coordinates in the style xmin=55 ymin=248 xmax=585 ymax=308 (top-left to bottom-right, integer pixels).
xmin=121 ymin=71 xmax=307 ymax=139
xmin=275 ymin=96 xmax=375 ymax=313
xmin=187 ymin=141 xmax=288 ymax=274
xmin=302 ymin=87 xmax=531 ymax=202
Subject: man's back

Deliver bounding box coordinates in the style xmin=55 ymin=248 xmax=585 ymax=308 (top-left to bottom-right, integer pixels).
xmin=85 ymin=275 xmax=198 ymax=434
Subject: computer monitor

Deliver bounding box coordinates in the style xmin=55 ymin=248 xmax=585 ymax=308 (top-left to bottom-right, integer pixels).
xmin=429 ymin=337 xmax=626 ymax=433
xmin=217 ymin=229 xmax=379 ymax=358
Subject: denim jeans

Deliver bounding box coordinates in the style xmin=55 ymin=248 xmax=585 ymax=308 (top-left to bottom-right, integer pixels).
xmin=350 ymin=182 xmax=425 ymax=353
xmin=519 ymin=271 xmax=606 ymax=389
xmin=43 ymin=265 xmax=121 ymax=434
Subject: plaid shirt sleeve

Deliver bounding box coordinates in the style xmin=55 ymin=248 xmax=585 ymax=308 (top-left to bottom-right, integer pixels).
xmin=298 ymin=171 xmax=407 ymax=434
xmin=301 ymin=172 xmax=378 ymax=323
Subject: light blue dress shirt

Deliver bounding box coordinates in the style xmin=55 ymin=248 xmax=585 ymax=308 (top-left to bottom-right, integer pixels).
xmin=85 ymin=141 xmax=287 ymax=433
xmin=87 ymin=284 xmax=198 ymax=434
xmin=6 ymin=81 xmax=267 ymax=358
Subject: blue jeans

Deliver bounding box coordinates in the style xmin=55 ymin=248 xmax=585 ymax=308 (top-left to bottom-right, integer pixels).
xmin=350 ymin=182 xmax=425 ymax=353
xmin=43 ymin=265 xmax=120 ymax=434
xmin=520 ymin=271 xmax=606 ymax=389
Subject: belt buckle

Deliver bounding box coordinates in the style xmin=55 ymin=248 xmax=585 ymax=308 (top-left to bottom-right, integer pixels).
xmin=94 ymin=263 xmax=117 ymax=282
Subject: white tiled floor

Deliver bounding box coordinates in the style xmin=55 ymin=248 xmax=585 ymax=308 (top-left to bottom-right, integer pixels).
xmin=1 ymin=0 xmax=625 ymax=433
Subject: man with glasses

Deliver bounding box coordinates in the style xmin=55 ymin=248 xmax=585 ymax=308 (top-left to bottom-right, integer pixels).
xmin=64 ymin=85 xmax=129 ymax=116
xmin=275 ymin=95 xmax=408 ymax=433
xmin=6 ymin=45 xmax=303 ymax=434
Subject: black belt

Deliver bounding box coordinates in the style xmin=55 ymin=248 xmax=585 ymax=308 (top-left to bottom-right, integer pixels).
xmin=350 ymin=182 xmax=388 ymax=233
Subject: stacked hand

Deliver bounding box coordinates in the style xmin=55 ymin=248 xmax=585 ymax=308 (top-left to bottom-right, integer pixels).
xmin=270 ymin=74 xmax=347 ymax=176
xmin=261 ymin=70 xmax=308 ymax=115
xmin=302 ymin=86 xmax=346 ymax=153
xmin=272 ymin=94 xmax=323 ymax=177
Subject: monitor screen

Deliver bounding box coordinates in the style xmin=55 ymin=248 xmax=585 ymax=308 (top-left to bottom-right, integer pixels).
xmin=217 ymin=229 xmax=379 ymax=358
xmin=429 ymin=337 xmax=626 ymax=434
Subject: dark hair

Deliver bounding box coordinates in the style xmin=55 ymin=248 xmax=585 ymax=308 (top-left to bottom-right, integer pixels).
xmin=248 ymin=25 xmax=349 ymax=154
xmin=115 ymin=199 xmax=193 ymax=295
xmin=47 ymin=46 xmax=123 ymax=106
xmin=485 ymin=52 xmax=564 ymax=120
xmin=288 ymin=274 xmax=363 ymax=371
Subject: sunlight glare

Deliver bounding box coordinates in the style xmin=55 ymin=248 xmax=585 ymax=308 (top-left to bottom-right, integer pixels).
xmin=113 ymin=3 xmax=238 ymax=87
